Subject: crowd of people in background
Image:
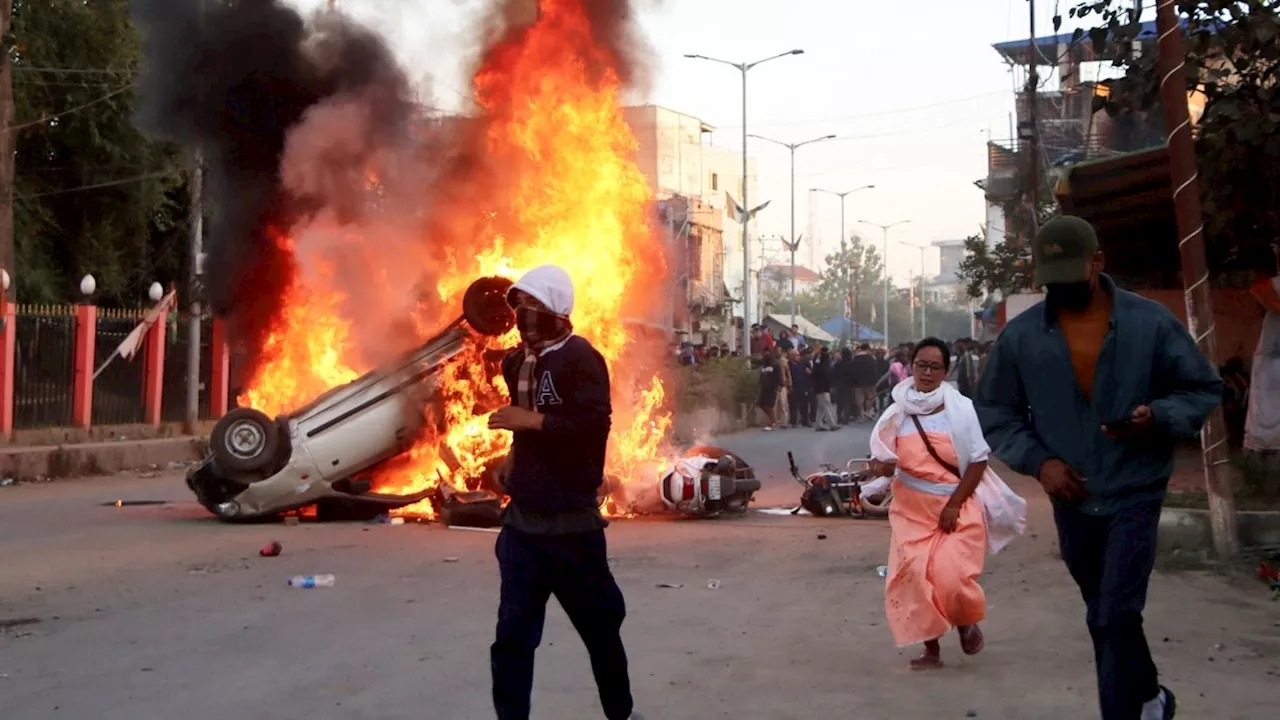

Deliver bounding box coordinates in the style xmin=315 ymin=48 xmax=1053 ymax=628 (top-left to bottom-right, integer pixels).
xmin=673 ymin=315 xmax=1263 ymax=449
xmin=673 ymin=322 xmax=998 ymax=432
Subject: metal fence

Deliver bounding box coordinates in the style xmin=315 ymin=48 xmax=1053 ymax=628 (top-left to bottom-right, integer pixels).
xmin=161 ymin=316 xmax=212 ymax=422
xmin=92 ymin=308 xmax=146 ymax=427
xmin=12 ymin=306 xmax=76 ymax=429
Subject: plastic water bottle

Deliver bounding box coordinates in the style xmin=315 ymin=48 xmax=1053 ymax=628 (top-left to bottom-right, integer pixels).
xmin=288 ymin=574 xmax=335 ymax=588
xmin=875 ymin=565 xmax=888 ymax=578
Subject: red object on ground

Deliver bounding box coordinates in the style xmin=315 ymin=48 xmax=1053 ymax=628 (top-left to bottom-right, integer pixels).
xmin=0 ymin=302 xmax=14 ymax=439
xmin=210 ymin=317 xmax=231 ymax=418
xmin=72 ymin=304 xmax=97 ymax=428
xmin=1258 ymin=562 xmax=1279 ymax=583
xmin=142 ymin=309 xmax=168 ymax=427
xmin=260 ymin=541 xmax=283 ymax=557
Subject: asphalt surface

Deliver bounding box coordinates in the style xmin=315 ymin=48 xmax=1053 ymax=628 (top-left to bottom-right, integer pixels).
xmin=1 ymin=426 xmax=1277 ymax=720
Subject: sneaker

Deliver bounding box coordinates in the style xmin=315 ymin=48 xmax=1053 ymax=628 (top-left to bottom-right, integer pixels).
xmin=1161 ymin=686 xmax=1176 ymax=719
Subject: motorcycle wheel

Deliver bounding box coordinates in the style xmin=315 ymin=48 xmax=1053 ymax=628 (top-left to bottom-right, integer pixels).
xmin=861 ymin=493 xmax=892 ymax=517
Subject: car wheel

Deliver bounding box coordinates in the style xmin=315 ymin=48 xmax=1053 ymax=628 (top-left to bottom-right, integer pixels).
xmin=211 ymin=408 xmax=281 ymax=475
xmin=464 ymin=276 xmax=516 ymax=337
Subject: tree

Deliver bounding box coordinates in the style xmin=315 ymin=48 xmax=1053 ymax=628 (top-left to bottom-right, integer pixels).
xmin=10 ymin=0 xmax=189 ymax=304
xmin=1070 ymin=1 xmax=1280 ymax=265
xmin=956 ymin=231 xmax=1034 ymax=300
xmin=811 ymin=234 xmax=884 ymax=321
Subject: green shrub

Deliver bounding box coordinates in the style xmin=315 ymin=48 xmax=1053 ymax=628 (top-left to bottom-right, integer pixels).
xmin=674 ymin=358 xmax=759 ymax=414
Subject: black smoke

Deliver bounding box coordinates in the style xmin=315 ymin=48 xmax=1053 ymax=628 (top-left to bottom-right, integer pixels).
xmin=130 ymin=0 xmax=414 ymax=369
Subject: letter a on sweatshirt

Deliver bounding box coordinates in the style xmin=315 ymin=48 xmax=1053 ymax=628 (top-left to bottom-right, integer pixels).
xmin=537 ymin=371 xmax=563 ymax=406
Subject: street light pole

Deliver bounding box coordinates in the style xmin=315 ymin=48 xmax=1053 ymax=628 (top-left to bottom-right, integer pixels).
xmin=903 ymin=243 xmax=930 ymax=338
xmin=749 ymin=133 xmax=835 ymax=326
xmin=858 ymin=219 xmax=911 ymax=347
xmin=685 ymin=49 xmax=804 ymax=354
xmin=812 ymin=186 xmax=873 ymax=343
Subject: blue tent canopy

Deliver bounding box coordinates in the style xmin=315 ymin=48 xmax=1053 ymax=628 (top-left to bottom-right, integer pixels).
xmin=820 ymin=317 xmax=885 ymax=343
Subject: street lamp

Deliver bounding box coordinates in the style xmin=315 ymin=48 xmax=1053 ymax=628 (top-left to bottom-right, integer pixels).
xmin=749 ymin=133 xmax=835 ymax=326
xmin=901 ymin=241 xmax=934 ymax=338
xmin=858 ymin=219 xmax=911 ymax=347
xmin=684 ymin=49 xmax=804 ymax=354
xmin=812 ymin=186 xmax=875 ymax=343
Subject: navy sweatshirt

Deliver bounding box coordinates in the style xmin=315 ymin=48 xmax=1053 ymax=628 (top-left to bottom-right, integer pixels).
xmin=500 ymin=335 xmax=612 ymax=533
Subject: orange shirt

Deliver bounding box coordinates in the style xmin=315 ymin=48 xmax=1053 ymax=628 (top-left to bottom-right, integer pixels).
xmin=1058 ymin=303 xmax=1111 ymax=399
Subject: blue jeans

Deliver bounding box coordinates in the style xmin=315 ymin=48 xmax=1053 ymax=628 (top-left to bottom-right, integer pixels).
xmin=1053 ymin=499 xmax=1163 ymax=720
xmin=491 ymin=526 xmax=633 ymax=720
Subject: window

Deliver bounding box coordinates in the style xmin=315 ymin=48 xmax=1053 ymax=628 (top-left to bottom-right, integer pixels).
xmin=710 ymin=173 xmax=719 ymax=191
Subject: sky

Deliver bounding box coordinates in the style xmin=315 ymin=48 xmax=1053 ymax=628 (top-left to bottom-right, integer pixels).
xmin=288 ymin=0 xmax=1062 ymax=284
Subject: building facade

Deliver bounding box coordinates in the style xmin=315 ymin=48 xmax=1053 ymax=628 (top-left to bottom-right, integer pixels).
xmin=624 ymin=105 xmax=761 ymax=330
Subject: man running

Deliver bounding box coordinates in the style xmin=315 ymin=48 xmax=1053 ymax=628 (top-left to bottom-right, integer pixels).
xmin=975 ymin=216 xmax=1221 ymax=720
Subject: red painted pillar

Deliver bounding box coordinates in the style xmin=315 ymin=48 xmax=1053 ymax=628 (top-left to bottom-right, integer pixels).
xmin=142 ymin=309 xmax=168 ymax=427
xmin=72 ymin=304 xmax=97 ymax=429
xmin=0 ymin=303 xmax=15 ymax=438
xmin=209 ymin=317 xmax=230 ymax=418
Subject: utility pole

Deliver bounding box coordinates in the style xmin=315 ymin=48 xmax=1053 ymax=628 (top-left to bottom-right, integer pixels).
xmin=750 ymin=133 xmax=834 ymax=326
xmin=813 ymin=186 xmax=875 ymax=343
xmin=0 ymin=0 xmax=14 ymax=299
xmin=185 ymin=0 xmax=206 ymax=433
xmin=1153 ymin=0 xmax=1237 ymax=557
xmin=684 ymin=49 xmax=804 ymax=353
xmin=1022 ymin=0 xmax=1042 ymax=238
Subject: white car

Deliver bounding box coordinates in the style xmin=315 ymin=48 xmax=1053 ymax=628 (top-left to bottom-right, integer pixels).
xmin=186 ymin=276 xmax=516 ymax=521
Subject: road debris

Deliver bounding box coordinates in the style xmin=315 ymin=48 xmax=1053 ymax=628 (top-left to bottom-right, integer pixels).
xmin=0 ymin=478 xmax=14 ymax=487
xmin=876 ymin=565 xmax=888 ymax=578
xmin=443 ymin=557 xmax=461 ymax=563
xmin=706 ymin=579 xmax=721 ymax=590
xmin=449 ymin=525 xmax=500 ymax=534
xmin=287 ymin=574 xmax=335 ymax=588
xmin=259 ymin=541 xmax=283 ymax=557
xmin=817 ymin=532 xmax=828 ymax=540
xmin=655 ymin=583 xmax=683 ymax=589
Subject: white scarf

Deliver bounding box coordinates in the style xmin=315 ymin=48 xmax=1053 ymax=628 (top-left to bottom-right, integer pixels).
xmin=870 ymin=377 xmax=1028 ymax=555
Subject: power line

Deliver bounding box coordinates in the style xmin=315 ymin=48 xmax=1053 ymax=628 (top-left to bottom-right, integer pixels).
xmin=12 ymin=66 xmax=136 ymax=75
xmin=18 ymin=169 xmax=180 ymax=199
xmin=4 ymin=85 xmax=134 ymax=133
xmin=711 ymin=90 xmax=1010 ymax=130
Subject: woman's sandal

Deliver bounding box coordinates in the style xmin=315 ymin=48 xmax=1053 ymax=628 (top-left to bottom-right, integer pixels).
xmin=958 ymin=625 xmax=985 ymax=655
xmin=909 ymin=640 xmax=944 ymax=669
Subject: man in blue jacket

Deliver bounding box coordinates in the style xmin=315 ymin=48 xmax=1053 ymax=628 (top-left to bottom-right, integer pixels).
xmin=487 ymin=265 xmax=643 ymax=720
xmin=975 ymin=216 xmax=1221 ymax=720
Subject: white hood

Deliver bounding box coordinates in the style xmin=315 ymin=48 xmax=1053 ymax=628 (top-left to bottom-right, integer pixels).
xmin=507 ymin=264 xmax=575 ymax=317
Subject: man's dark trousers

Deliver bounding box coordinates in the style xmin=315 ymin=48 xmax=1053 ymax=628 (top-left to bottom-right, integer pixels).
xmin=1054 ymin=499 xmax=1162 ymax=720
xmin=491 ymin=525 xmax=633 ymax=720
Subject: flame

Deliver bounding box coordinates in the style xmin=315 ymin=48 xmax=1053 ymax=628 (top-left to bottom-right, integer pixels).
xmin=238 ymin=0 xmax=670 ymax=518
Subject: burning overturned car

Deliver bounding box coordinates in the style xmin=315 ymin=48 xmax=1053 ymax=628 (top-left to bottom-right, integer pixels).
xmin=187 ymin=275 xmax=761 ymax=523
xmin=187 ymin=276 xmax=518 ymax=521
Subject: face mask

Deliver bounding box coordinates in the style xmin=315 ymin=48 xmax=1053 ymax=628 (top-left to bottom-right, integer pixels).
xmin=1045 ymin=280 xmax=1094 ymax=313
xmin=515 ymin=306 xmax=570 ymax=346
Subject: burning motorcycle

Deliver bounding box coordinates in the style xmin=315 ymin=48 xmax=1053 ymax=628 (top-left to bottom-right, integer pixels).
xmin=787 ymin=452 xmax=893 ymax=518
xmin=654 ymin=445 xmax=761 ymax=518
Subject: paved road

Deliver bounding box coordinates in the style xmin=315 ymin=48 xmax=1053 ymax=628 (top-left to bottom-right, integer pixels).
xmin=712 ymin=421 xmax=875 ymax=508
xmin=0 ymin=430 xmax=1276 ymax=719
